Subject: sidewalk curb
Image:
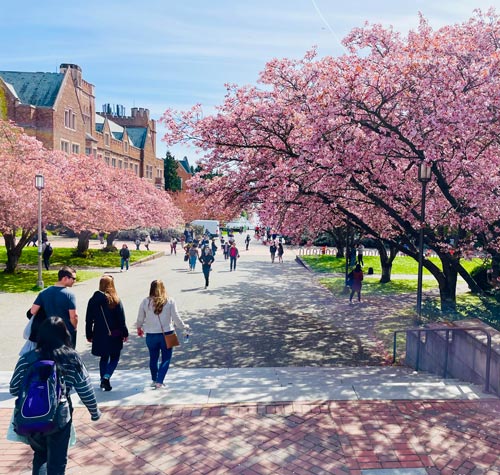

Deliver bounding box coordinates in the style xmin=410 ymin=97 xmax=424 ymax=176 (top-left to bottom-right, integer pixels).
xmin=131 ymin=250 xmax=165 ymax=266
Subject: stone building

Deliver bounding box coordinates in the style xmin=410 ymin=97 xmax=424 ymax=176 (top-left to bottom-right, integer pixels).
xmin=0 ymin=63 xmax=164 ymax=188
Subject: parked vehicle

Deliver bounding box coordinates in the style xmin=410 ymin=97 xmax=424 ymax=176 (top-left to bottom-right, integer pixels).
xmin=190 ymin=220 xmax=219 ymax=238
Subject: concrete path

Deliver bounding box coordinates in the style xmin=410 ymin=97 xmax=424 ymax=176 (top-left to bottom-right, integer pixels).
xmin=1 ymin=235 xmax=499 ymax=475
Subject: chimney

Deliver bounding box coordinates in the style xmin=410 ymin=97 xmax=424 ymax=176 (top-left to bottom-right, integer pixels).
xmin=60 ymin=63 xmax=82 ymax=87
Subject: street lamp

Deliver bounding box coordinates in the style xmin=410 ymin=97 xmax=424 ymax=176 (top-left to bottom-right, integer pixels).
xmin=35 ymin=174 xmax=45 ymax=289
xmin=416 ymin=163 xmax=432 ymax=319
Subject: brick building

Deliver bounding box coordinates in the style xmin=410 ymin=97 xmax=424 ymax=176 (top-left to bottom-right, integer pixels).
xmin=0 ymin=63 xmax=164 ymax=188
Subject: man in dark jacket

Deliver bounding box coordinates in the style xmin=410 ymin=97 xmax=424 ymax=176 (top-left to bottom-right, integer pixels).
xmin=119 ymin=244 xmax=130 ymax=271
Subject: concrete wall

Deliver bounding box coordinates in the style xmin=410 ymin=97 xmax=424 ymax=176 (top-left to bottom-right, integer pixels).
xmin=405 ymin=319 xmax=500 ymax=396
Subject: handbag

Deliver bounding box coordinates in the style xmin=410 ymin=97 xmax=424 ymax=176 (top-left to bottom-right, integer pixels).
xmin=100 ymin=306 xmax=122 ymax=338
xmin=156 ymin=313 xmax=180 ymax=349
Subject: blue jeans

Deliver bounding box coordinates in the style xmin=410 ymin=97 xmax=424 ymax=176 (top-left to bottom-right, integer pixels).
xmin=120 ymin=257 xmax=129 ymax=270
xmin=146 ymin=332 xmax=173 ymax=384
xmin=99 ymin=353 xmax=120 ymax=379
xmin=230 ymin=256 xmax=237 ymax=270
xmin=189 ymin=255 xmax=197 ymax=270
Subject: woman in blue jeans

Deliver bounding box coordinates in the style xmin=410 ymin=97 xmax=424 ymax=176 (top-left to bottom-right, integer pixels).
xmin=136 ymin=280 xmax=190 ymax=389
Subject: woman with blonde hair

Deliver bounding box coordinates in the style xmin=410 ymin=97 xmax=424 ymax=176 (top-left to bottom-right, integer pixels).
xmin=136 ymin=280 xmax=190 ymax=389
xmin=85 ymin=275 xmax=128 ymax=391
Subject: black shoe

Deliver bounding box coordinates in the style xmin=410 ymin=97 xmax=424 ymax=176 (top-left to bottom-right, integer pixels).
xmin=100 ymin=378 xmax=112 ymax=391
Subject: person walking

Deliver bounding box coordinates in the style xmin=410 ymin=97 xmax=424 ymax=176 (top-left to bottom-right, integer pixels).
xmin=144 ymin=234 xmax=151 ymax=251
xmin=229 ymin=242 xmax=239 ymax=271
xmin=30 ymin=266 xmax=78 ymax=348
xmin=223 ymin=241 xmax=230 ymax=260
xmin=42 ymin=241 xmax=53 ymax=270
xmin=136 ymin=280 xmax=190 ymax=389
xmin=245 ymin=234 xmax=251 ymax=250
xmin=269 ymin=241 xmax=277 ymax=263
xmin=119 ymin=243 xmax=130 ymax=271
xmin=188 ymin=244 xmax=199 ymax=271
xmin=356 ymin=244 xmax=365 ymax=267
xmin=349 ymin=264 xmax=364 ymax=304
xmin=277 ymin=242 xmax=284 ymax=263
xmin=211 ymin=239 xmax=218 ymax=256
xmin=85 ymin=275 xmax=129 ymax=391
xmin=9 ymin=317 xmax=101 ymax=475
xmin=199 ymin=247 xmax=215 ymax=289
xmin=171 ymin=237 xmax=177 ymax=255
xmin=135 ymin=237 xmax=141 ymax=250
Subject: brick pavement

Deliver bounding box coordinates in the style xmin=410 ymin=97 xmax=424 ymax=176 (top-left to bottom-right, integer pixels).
xmin=2 ymin=398 xmax=499 ymax=475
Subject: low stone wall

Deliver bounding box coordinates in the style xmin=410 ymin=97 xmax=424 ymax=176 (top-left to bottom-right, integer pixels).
xmin=405 ymin=319 xmax=500 ymax=396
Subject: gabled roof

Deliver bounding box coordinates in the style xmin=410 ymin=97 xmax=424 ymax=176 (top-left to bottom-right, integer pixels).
xmin=0 ymin=71 xmax=64 ymax=107
xmin=178 ymin=157 xmax=192 ymax=174
xmin=126 ymin=127 xmax=147 ymax=148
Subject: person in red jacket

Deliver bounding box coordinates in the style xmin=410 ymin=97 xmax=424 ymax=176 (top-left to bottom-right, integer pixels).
xmin=349 ymin=264 xmax=364 ymax=304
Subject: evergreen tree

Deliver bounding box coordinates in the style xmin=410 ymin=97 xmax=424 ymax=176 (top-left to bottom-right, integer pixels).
xmin=164 ymin=151 xmax=182 ymax=192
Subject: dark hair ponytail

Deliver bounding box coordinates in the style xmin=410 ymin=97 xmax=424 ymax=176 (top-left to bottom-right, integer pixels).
xmin=36 ymin=316 xmax=79 ymax=368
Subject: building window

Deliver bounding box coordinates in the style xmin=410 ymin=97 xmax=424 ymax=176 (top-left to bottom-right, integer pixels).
xmin=118 ymin=160 xmax=123 ymax=169
xmin=134 ymin=164 xmax=139 ymax=175
xmin=64 ymin=110 xmax=76 ymax=130
xmin=179 ymin=177 xmax=183 ymax=190
xmin=60 ymin=140 xmax=69 ymax=153
xmin=124 ymin=141 xmax=129 ymax=153
xmin=72 ymin=143 xmax=80 ymax=154
xmin=156 ymin=168 xmax=163 ymax=178
xmin=85 ymin=147 xmax=91 ymax=155
xmin=104 ymin=133 xmax=110 ymax=147
xmin=145 ymin=165 xmax=153 ymax=179
xmin=104 ymin=153 xmax=110 ymax=165
xmin=111 ymin=157 xmax=116 ymax=167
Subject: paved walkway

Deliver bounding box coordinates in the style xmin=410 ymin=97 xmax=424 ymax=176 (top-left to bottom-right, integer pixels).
xmin=1 ymin=235 xmax=499 ymax=474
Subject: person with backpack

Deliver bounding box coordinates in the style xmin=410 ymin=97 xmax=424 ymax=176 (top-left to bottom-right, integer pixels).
xmin=245 ymin=234 xmax=251 ymax=250
xmin=85 ymin=275 xmax=129 ymax=391
xmin=9 ymin=317 xmax=101 ymax=475
xmin=42 ymin=242 xmax=53 ymax=270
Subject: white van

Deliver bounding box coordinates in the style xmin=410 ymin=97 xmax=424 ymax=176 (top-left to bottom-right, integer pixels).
xmin=191 ymin=220 xmax=219 ymax=237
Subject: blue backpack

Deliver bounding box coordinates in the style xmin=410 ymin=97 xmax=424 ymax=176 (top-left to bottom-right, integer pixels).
xmin=14 ymin=355 xmax=70 ymax=436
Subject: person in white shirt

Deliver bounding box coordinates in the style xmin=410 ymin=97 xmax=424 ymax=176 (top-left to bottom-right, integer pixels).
xmin=136 ymin=280 xmax=189 ymax=389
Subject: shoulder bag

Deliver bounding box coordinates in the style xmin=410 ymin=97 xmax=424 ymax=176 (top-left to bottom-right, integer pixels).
xmin=100 ymin=306 xmax=122 ymax=338
xmin=156 ymin=312 xmax=180 ymax=349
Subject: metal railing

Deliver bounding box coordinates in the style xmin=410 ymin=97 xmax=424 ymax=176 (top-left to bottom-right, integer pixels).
xmin=393 ymin=326 xmax=492 ymax=394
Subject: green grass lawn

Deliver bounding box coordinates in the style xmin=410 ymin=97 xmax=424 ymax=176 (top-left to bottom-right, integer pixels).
xmin=0 ymin=269 xmax=102 ymax=293
xmin=318 ymin=276 xmax=438 ymax=295
xmin=0 ymin=246 xmax=154 ymax=268
xmin=0 ymin=246 xmax=156 ymax=292
xmin=301 ymin=254 xmax=483 ymax=275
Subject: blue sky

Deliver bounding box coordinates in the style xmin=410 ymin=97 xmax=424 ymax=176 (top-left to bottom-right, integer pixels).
xmin=2 ymin=1 xmax=499 ymax=162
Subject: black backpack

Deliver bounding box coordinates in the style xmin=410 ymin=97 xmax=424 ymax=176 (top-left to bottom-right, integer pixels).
xmin=13 ymin=352 xmax=70 ymax=436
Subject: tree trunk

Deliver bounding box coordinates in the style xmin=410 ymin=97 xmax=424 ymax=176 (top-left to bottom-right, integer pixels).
xmin=106 ymin=231 xmax=118 ymax=248
xmin=3 ymin=230 xmax=33 ymax=273
xmin=374 ymin=240 xmax=398 ymax=283
xmin=76 ymin=230 xmax=92 ymax=256
xmin=438 ymin=254 xmax=459 ymax=312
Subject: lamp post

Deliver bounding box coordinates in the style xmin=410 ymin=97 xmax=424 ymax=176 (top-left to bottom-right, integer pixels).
xmin=35 ymin=174 xmax=45 ymax=289
xmin=416 ymin=163 xmax=432 ymax=319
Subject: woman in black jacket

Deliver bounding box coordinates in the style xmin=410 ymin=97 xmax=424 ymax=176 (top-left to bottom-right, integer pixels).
xmin=85 ymin=275 xmax=128 ymax=391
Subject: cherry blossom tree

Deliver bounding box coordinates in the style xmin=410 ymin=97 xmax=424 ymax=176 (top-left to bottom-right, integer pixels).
xmin=0 ymin=121 xmax=66 ymax=272
xmin=162 ymin=10 xmax=500 ymax=311
xmin=0 ymin=119 xmax=183 ymax=270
